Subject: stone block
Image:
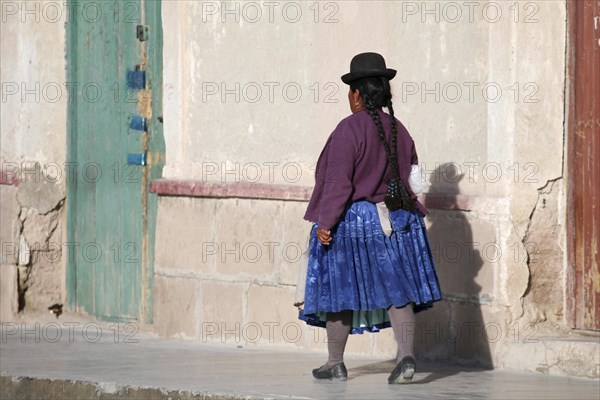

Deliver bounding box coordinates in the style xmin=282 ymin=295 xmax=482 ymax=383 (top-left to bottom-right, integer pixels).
xmin=246 ymin=284 xmax=301 ymax=347
xmin=498 ymin=340 xmax=545 ymax=373
xmin=300 ymin=315 xmax=377 ymax=358
xmin=523 ymin=180 xmax=564 ymax=323
xmin=279 ymin=201 xmax=312 ymax=286
xmin=547 ymin=340 xmax=598 ymax=378
xmin=214 ymin=199 xmax=282 ymax=279
xmin=0 ymin=264 xmax=19 ymax=322
xmin=16 ymin=165 xmax=65 ymax=213
xmin=0 ymin=185 xmax=20 ymax=265
xmin=301 ymin=321 xmax=328 ymax=352
xmin=501 ymin=335 xmax=600 ymax=379
xmin=501 ymin=231 xmax=530 ymax=318
xmin=199 ymin=281 xmax=245 ymax=345
xmin=426 ymin=211 xmax=495 ymax=297
xmin=468 ymin=218 xmax=497 ymax=296
xmin=345 ymin=331 xmax=373 ymax=357
xmin=414 ymin=300 xmax=452 ymax=361
xmin=21 ymin=207 xmax=60 ymax=251
xmin=155 ymin=197 xmax=216 ymax=273
xmin=23 ymin=250 xmax=63 ymax=311
xmin=372 ymin=329 xmax=397 ymax=360
xmin=451 ymin=301 xmax=496 ymax=368
xmin=153 ymin=275 xmax=198 ymax=338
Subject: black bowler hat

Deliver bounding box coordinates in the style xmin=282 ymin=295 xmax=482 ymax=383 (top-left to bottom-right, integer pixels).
xmin=341 ymin=52 xmax=397 ymax=84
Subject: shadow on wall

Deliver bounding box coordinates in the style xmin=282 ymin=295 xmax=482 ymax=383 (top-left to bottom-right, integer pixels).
xmin=418 ymin=163 xmax=493 ymax=369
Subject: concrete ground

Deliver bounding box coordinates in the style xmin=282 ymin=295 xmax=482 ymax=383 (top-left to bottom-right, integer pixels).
xmin=1 ymin=314 xmax=599 ymax=400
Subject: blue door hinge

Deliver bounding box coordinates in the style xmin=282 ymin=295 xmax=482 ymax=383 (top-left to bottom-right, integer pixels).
xmin=127 ymin=69 xmax=146 ymax=90
xmin=127 ymin=153 xmax=146 ymax=166
xmin=129 ymin=115 xmax=147 ymax=132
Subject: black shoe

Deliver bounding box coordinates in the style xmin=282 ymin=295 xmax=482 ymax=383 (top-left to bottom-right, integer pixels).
xmin=312 ymin=363 xmax=348 ymax=381
xmin=388 ymin=356 xmax=416 ymax=384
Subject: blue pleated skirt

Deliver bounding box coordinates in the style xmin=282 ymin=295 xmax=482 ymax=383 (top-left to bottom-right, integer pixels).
xmin=299 ymin=201 xmax=442 ymax=334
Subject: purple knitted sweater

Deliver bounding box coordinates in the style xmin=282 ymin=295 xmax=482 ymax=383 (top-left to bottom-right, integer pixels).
xmin=304 ymin=109 xmax=427 ymax=230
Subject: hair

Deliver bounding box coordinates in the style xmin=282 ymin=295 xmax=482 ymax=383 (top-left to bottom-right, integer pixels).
xmin=350 ymin=77 xmax=414 ymax=211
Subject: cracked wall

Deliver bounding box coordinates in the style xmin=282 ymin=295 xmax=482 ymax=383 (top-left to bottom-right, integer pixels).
xmin=155 ymin=0 xmax=588 ymax=377
xmin=1 ymin=164 xmax=66 ymax=320
xmin=2 ymin=0 xmax=594 ymax=379
xmin=523 ymin=180 xmax=566 ymax=333
xmin=16 ymin=164 xmax=67 ymax=314
xmin=1 ymin=8 xmax=67 ymax=321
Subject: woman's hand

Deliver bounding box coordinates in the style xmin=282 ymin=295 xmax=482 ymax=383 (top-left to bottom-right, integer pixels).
xmin=316 ymin=228 xmax=332 ymax=245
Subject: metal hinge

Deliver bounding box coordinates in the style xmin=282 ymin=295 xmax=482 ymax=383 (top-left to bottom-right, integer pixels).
xmin=127 ymin=67 xmax=146 ymax=90
xmin=127 ymin=153 xmax=147 ymax=166
xmin=136 ymin=25 xmax=149 ymax=42
xmin=129 ymin=115 xmax=147 ymax=132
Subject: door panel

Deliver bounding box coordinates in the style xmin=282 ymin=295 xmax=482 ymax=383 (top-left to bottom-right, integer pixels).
xmin=67 ymin=0 xmax=162 ymax=321
xmin=567 ymin=0 xmax=600 ymax=331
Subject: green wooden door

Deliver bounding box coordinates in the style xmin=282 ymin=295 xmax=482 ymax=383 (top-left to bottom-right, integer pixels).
xmin=66 ymin=0 xmax=164 ymax=322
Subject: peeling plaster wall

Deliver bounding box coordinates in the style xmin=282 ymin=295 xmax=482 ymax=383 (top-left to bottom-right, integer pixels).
xmin=154 ymin=0 xmax=589 ymax=376
xmin=16 ymin=169 xmax=66 ymax=313
xmin=523 ymin=180 xmax=566 ymax=333
xmin=501 ymin=1 xmax=567 ymax=320
xmin=1 ymin=0 xmax=588 ymax=377
xmin=0 ymin=7 xmax=67 ymax=320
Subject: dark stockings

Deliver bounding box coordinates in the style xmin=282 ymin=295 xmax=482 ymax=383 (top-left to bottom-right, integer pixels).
xmin=387 ymin=305 xmax=416 ymax=362
xmin=325 ymin=310 xmax=352 ymax=367
xmin=325 ymin=306 xmax=415 ymax=367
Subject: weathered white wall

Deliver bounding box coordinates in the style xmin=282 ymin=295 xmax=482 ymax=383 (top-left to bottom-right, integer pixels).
xmin=161 ymin=0 xmax=564 ymax=198
xmin=162 ymin=0 xmax=491 ymax=185
xmin=0 ymin=1 xmax=68 ymax=320
xmin=155 ymin=0 xmax=589 ymax=376
xmin=2 ymin=0 xmax=589 ymax=378
xmin=1 ymin=1 xmax=67 ymax=164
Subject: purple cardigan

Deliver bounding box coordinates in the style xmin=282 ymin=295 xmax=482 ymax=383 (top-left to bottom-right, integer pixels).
xmin=304 ymin=109 xmax=427 ymax=230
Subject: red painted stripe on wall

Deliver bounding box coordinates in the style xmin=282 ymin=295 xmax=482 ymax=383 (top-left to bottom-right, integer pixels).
xmin=150 ymin=179 xmax=470 ymax=211
xmin=150 ymin=179 xmax=312 ymax=202
xmin=0 ymin=171 xmax=19 ymax=186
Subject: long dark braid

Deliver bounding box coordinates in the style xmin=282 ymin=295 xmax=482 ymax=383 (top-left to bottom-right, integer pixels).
xmin=385 ymin=97 xmax=414 ymax=211
xmin=351 ymin=77 xmax=414 ymax=211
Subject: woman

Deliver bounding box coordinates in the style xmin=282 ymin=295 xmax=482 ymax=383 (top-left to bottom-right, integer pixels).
xmin=299 ymin=52 xmax=442 ymax=384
